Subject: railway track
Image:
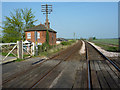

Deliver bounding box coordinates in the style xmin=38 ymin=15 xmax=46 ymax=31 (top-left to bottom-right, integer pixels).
xmin=30 ymin=41 xmax=81 ymax=88
xmin=2 ymin=40 xmax=82 ymax=88
xmin=85 ymin=41 xmax=120 ymax=89
xmin=2 ymin=40 xmax=120 ymax=89
xmin=86 ymin=41 xmax=120 ymax=71
xmin=2 ymin=41 xmax=79 ymax=84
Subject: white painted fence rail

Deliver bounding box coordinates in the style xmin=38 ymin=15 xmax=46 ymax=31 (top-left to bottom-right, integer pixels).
xmin=1 ymin=41 xmax=23 ymax=62
xmin=0 ymin=43 xmax=16 ymax=46
xmin=2 ymin=45 xmax=17 ymax=61
xmin=1 ymin=40 xmax=35 ymax=64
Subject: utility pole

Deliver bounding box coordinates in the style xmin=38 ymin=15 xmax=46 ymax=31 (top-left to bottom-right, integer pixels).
xmin=74 ymin=32 xmax=75 ymax=40
xmin=41 ymin=4 xmax=52 ymax=29
xmin=41 ymin=4 xmax=53 ymax=54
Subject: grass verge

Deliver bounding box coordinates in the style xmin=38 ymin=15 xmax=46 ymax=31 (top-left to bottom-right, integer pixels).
xmin=89 ymin=39 xmax=119 ymax=52
xmin=92 ymin=39 xmax=118 ymax=46
xmin=0 ymin=52 xmax=16 ymax=57
xmin=94 ymin=43 xmax=119 ymax=52
xmin=15 ymin=58 xmax=24 ymax=62
xmin=38 ymin=40 xmax=77 ymax=57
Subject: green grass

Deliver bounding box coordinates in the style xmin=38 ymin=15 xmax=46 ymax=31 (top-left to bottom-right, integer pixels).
xmin=92 ymin=39 xmax=119 ymax=45
xmin=89 ymin=39 xmax=119 ymax=52
xmin=61 ymin=41 xmax=71 ymax=45
xmin=39 ymin=46 xmax=61 ymax=57
xmin=61 ymin=40 xmax=76 ymax=46
xmin=0 ymin=52 xmax=16 ymax=57
xmin=23 ymin=54 xmax=30 ymax=57
xmin=94 ymin=43 xmax=119 ymax=52
xmin=15 ymin=58 xmax=24 ymax=62
xmin=38 ymin=40 xmax=76 ymax=57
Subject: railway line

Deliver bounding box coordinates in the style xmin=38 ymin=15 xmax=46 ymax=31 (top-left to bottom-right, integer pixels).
xmin=85 ymin=41 xmax=120 ymax=88
xmin=2 ymin=41 xmax=79 ymax=84
xmin=2 ymin=41 xmax=82 ymax=88
xmin=2 ymin=40 xmax=120 ymax=89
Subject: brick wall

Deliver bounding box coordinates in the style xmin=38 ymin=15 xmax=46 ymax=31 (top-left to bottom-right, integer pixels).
xmin=49 ymin=32 xmax=56 ymax=45
xmin=25 ymin=31 xmax=56 ymax=45
xmin=37 ymin=31 xmax=46 ymax=44
xmin=25 ymin=31 xmax=35 ymax=43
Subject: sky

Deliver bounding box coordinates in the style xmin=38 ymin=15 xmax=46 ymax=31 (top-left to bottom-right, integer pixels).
xmin=2 ymin=2 xmax=118 ymax=39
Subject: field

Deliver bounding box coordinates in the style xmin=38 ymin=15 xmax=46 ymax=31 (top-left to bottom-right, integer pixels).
xmin=92 ymin=39 xmax=119 ymax=46
xmin=90 ymin=39 xmax=119 ymax=52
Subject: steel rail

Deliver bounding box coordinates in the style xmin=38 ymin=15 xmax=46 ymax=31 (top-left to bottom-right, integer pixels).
xmin=2 ymin=48 xmax=64 ymax=84
xmin=31 ymin=60 xmax=62 ymax=88
xmin=3 ymin=41 xmax=80 ymax=87
xmin=88 ymin=60 xmax=91 ymax=90
xmin=86 ymin=41 xmax=120 ymax=72
xmin=2 ymin=59 xmax=47 ymax=85
xmin=85 ymin=41 xmax=91 ymax=90
xmin=31 ymin=41 xmax=81 ymax=88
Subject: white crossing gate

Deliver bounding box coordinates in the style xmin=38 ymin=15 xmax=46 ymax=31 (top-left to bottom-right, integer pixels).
xmin=1 ymin=40 xmax=35 ymax=62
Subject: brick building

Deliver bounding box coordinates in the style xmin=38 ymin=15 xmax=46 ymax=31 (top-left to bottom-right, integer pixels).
xmin=25 ymin=24 xmax=57 ymax=45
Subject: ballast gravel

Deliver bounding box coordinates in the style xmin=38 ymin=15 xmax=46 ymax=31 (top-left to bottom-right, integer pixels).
xmin=88 ymin=41 xmax=119 ymax=57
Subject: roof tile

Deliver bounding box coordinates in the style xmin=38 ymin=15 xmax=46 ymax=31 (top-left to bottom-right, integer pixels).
xmin=25 ymin=24 xmax=57 ymax=33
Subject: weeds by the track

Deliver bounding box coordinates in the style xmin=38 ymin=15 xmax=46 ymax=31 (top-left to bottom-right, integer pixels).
xmin=89 ymin=39 xmax=119 ymax=52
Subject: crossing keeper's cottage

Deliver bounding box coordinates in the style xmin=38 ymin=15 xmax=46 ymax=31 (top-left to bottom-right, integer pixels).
xmin=25 ymin=23 xmax=57 ymax=45
xmin=25 ymin=4 xmax=57 ymax=45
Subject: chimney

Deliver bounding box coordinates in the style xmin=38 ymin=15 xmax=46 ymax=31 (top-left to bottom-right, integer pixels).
xmin=45 ymin=21 xmax=50 ymax=29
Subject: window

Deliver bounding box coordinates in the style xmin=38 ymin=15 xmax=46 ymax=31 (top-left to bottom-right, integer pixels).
xmin=27 ymin=33 xmax=31 ymax=39
xmin=37 ymin=32 xmax=40 ymax=39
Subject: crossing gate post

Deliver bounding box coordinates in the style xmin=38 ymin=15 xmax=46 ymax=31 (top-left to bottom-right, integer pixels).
xmin=17 ymin=40 xmax=23 ymax=59
xmin=31 ymin=42 xmax=35 ymax=56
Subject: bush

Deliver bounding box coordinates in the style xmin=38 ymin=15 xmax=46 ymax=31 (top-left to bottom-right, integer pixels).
xmin=37 ymin=40 xmax=76 ymax=56
xmin=69 ymin=40 xmax=76 ymax=43
xmin=38 ymin=42 xmax=51 ymax=54
xmin=61 ymin=40 xmax=76 ymax=46
xmin=61 ymin=41 xmax=71 ymax=45
xmin=38 ymin=45 xmax=42 ymax=54
xmin=93 ymin=37 xmax=96 ymax=40
xmin=42 ymin=43 xmax=49 ymax=52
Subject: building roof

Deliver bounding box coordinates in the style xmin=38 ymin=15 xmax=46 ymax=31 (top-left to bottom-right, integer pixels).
xmin=25 ymin=24 xmax=57 ymax=33
xmin=56 ymin=38 xmax=68 ymax=41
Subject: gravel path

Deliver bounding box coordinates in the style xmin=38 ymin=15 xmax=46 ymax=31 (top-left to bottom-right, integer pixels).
xmin=88 ymin=41 xmax=119 ymax=57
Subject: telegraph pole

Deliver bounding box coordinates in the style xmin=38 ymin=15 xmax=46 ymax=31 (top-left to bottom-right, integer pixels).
xmin=41 ymin=4 xmax=52 ymax=29
xmin=41 ymin=4 xmax=53 ymax=54
xmin=74 ymin=32 xmax=75 ymax=40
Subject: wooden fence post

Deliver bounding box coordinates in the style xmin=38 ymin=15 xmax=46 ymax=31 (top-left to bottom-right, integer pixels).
xmin=17 ymin=40 xmax=23 ymax=59
xmin=32 ymin=42 xmax=35 ymax=56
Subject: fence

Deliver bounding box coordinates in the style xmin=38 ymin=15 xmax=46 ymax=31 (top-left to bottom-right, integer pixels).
xmin=1 ymin=40 xmax=35 ymax=62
